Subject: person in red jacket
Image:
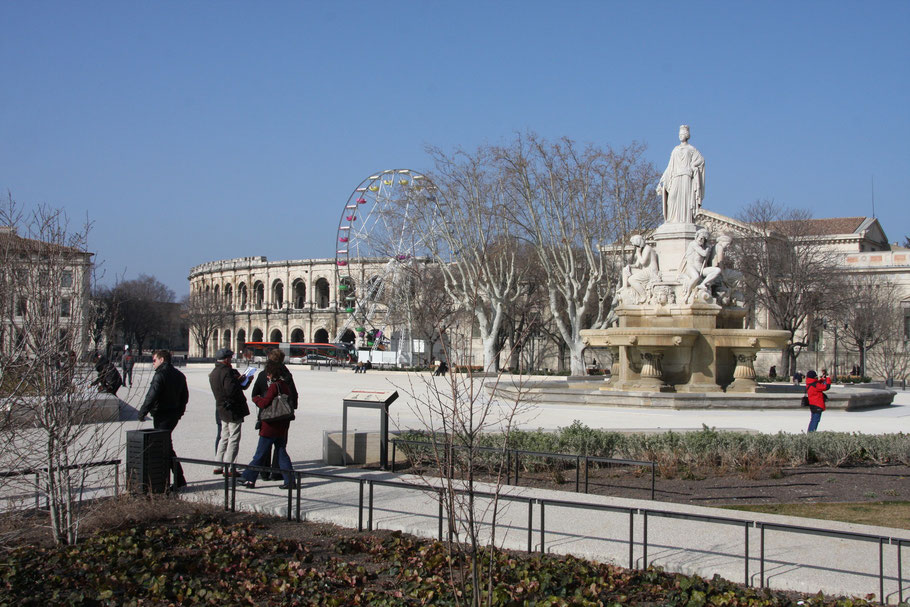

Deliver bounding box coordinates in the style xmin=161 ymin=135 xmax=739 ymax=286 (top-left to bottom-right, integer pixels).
xmin=805 ymin=368 xmax=831 ymax=432
xmin=240 ymin=361 xmax=296 ymax=490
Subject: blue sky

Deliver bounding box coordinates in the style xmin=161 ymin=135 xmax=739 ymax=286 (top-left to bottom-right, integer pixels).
xmin=2 ymin=2 xmax=908 ymax=296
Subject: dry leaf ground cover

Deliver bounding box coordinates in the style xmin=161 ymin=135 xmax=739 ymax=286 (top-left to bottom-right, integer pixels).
xmin=0 ymin=498 xmax=890 ymax=607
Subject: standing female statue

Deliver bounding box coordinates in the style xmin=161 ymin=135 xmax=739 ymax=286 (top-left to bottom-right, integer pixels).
xmin=656 ymin=125 xmax=705 ymax=224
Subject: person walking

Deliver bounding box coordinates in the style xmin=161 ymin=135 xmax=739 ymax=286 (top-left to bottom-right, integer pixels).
xmin=805 ymin=369 xmax=832 ymax=432
xmin=121 ymin=350 xmax=134 ymax=387
xmin=137 ymin=350 xmax=189 ymax=492
xmin=241 ymin=361 xmax=296 ymax=490
xmin=209 ymin=348 xmax=250 ymax=475
xmin=250 ymin=348 xmax=298 ymax=481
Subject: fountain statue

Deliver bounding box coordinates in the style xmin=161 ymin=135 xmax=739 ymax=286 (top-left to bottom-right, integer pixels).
xmin=581 ymin=126 xmax=788 ymax=395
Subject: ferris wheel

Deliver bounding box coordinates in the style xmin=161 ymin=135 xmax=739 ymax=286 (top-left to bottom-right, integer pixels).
xmin=334 ymin=169 xmax=438 ymax=364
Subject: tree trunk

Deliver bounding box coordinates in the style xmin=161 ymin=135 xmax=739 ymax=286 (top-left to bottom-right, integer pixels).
xmin=482 ymin=336 xmax=499 ymax=372
xmin=568 ymin=340 xmax=586 ymax=376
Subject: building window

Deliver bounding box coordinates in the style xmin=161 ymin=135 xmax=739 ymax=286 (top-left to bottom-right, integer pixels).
xmin=61 ymin=270 xmax=73 ymax=288
xmin=315 ymin=278 xmax=330 ymax=309
xmin=272 ymin=280 xmax=284 ymax=309
xmin=293 ymin=280 xmax=306 ymax=309
xmin=15 ymin=298 xmax=27 ymax=317
xmin=61 ymin=298 xmax=71 ymax=318
xmin=239 ymin=283 xmax=248 ymax=310
xmin=253 ymin=282 xmax=264 ymax=310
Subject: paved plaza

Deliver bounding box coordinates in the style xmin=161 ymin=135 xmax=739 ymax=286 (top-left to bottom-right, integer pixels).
xmin=114 ymin=364 xmax=910 ymax=603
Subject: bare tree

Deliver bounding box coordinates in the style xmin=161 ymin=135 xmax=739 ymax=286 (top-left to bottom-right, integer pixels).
xmin=836 ymin=275 xmax=903 ymax=378
xmin=733 ymin=200 xmax=844 ymax=375
xmin=1 ymin=195 xmax=120 ymax=545
xmin=401 ymin=305 xmax=534 ymax=606
xmin=865 ymin=307 xmax=910 ymax=383
xmin=89 ymin=284 xmax=118 ymax=355
xmin=423 ymin=145 xmax=527 ymax=371
xmin=112 ymin=274 xmax=175 ymax=355
xmin=402 ymin=261 xmax=459 ymax=366
xmin=497 ymin=134 xmax=660 ymax=375
xmin=183 ymin=286 xmax=229 ymax=358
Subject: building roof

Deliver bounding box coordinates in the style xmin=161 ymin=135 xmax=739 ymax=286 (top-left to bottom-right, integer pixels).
xmin=771 ymin=217 xmax=867 ymax=236
xmin=0 ymin=226 xmax=93 ymax=258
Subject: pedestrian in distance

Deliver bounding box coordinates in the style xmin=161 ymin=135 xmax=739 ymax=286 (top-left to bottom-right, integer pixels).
xmin=209 ymin=348 xmax=250 ymax=476
xmin=251 ymin=348 xmax=298 ymax=481
xmin=805 ymin=369 xmax=831 ymax=432
xmin=241 ymin=361 xmax=296 ymax=490
xmin=137 ymin=350 xmax=189 ymax=492
xmin=121 ymin=350 xmax=134 ymax=387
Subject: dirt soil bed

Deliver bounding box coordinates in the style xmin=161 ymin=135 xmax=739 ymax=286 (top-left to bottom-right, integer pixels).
xmin=400 ymin=463 xmax=910 ymax=506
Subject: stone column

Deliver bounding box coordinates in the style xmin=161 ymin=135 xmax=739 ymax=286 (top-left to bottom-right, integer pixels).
xmin=608 ymin=346 xmax=620 ymax=381
xmin=727 ymin=347 xmax=759 ymax=392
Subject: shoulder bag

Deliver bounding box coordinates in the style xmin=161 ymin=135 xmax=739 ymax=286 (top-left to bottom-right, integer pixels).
xmin=260 ymin=388 xmax=295 ymax=423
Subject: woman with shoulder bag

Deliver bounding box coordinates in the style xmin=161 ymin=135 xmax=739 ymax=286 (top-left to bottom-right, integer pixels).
xmin=805 ymin=369 xmax=831 ymax=432
xmin=251 ymin=349 xmax=298 ymax=480
xmin=241 ymin=361 xmax=296 ymax=490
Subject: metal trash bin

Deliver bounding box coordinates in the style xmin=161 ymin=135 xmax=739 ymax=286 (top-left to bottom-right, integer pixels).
xmin=126 ymin=429 xmax=171 ymax=494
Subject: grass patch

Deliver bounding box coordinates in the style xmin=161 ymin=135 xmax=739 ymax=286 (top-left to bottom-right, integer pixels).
xmin=721 ymin=501 xmax=910 ymax=530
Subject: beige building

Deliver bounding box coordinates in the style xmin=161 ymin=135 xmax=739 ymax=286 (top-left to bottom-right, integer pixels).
xmin=0 ymin=226 xmax=94 ymax=357
xmin=697 ymin=211 xmax=910 ymax=377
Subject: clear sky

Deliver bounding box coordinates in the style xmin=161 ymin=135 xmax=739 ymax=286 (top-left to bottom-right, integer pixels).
xmin=2 ymin=2 xmax=908 ymax=296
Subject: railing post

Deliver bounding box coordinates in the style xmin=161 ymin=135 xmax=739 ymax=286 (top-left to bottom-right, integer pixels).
xmin=878 ymin=538 xmax=884 ymax=604
xmin=34 ymin=472 xmax=40 ymax=511
xmin=527 ymin=499 xmax=533 ymax=553
xmin=584 ymin=456 xmax=589 ymax=494
xmin=230 ymin=464 xmax=237 ymax=512
xmin=114 ymin=462 xmax=120 ymax=497
xmin=628 ymin=509 xmax=634 ymax=569
xmin=295 ymin=474 xmax=301 ymax=523
xmin=759 ymin=523 xmax=765 ymax=588
xmin=438 ymin=489 xmax=443 ymax=541
xmin=650 ymin=462 xmax=655 ymax=500
xmin=899 ymin=539 xmax=904 ymax=604
xmin=358 ymin=480 xmax=364 ymax=532
xmin=515 ymin=452 xmax=520 ymax=485
xmin=223 ymin=466 xmax=230 ymax=511
xmin=391 ymin=442 xmax=396 ymax=473
xmin=575 ymin=456 xmax=580 ymax=493
xmin=539 ymin=501 xmax=546 ymax=554
xmin=642 ymin=510 xmax=648 ymax=568
xmin=368 ymin=481 xmax=374 ymax=531
xmin=286 ymin=477 xmax=293 ymax=522
xmin=744 ymin=522 xmax=749 ymax=586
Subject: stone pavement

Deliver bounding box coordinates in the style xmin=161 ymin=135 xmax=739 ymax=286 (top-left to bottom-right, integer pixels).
xmin=115 ymin=364 xmax=910 ymax=603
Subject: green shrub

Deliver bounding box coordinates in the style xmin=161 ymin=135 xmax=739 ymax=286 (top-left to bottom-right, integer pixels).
xmin=398 ymin=424 xmax=910 ymax=477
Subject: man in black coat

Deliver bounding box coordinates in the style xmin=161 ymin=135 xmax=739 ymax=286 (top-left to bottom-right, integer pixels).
xmin=209 ymin=348 xmax=250 ymax=475
xmin=138 ymin=349 xmax=189 ymax=491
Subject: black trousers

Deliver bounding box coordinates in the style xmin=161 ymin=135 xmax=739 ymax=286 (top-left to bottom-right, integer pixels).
xmin=153 ymin=416 xmax=186 ymax=486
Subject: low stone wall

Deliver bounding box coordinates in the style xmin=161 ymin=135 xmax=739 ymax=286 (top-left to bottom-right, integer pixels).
xmin=491 ymin=381 xmax=895 ymax=410
xmin=0 ymin=393 xmax=122 ymax=425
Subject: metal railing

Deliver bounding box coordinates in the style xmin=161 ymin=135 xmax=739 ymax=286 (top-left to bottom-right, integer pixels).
xmin=390 ymin=438 xmax=656 ymax=499
xmin=1 ymin=459 xmax=121 ymax=510
xmin=174 ymin=456 xmax=908 ymax=604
